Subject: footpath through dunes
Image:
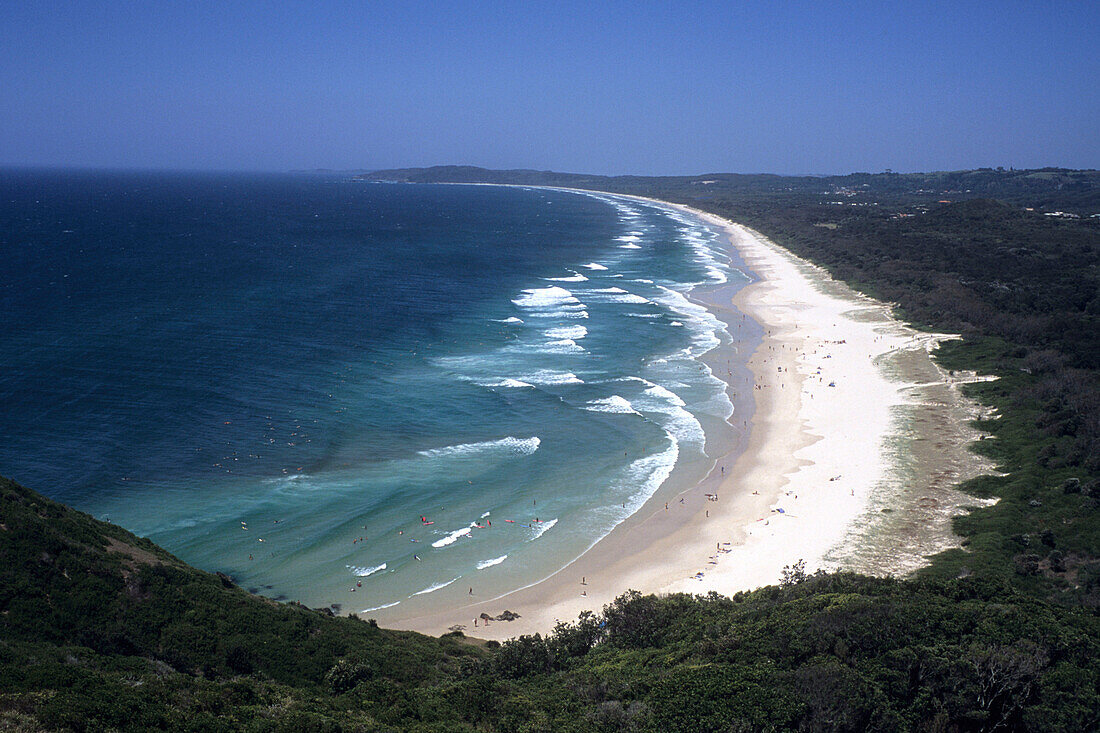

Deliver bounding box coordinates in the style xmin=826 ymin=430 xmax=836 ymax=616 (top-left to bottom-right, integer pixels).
xmin=380 ymin=190 xmax=996 ymax=640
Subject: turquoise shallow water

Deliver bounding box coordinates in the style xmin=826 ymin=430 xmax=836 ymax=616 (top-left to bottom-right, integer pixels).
xmin=0 ymin=172 xmax=752 ymax=613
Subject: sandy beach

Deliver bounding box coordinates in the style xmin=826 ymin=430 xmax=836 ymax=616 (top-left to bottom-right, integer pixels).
xmin=373 ymin=193 xmax=994 ymax=640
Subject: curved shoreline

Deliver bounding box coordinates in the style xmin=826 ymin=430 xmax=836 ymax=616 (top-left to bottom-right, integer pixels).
xmin=370 ymin=190 xmax=993 ymax=638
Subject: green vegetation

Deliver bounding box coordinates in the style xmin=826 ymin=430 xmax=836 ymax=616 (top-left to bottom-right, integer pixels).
xmin=5 ymin=167 xmax=1100 ymax=730
xmin=4 ymin=476 xmax=1099 ymax=731
xmin=0 ymin=476 xmax=488 ymax=730
xmin=366 ymin=166 xmax=1100 ymax=607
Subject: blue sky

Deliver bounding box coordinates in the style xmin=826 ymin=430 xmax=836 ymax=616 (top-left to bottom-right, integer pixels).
xmin=1 ymin=1 xmax=1097 ymax=174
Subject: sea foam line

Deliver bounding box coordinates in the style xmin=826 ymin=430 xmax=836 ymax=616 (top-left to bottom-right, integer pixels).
xmin=361 ymin=601 xmax=400 ymax=612
xmin=520 ymin=370 xmax=584 ymax=385
xmin=512 ymin=285 xmax=580 ymax=308
xmin=418 ymin=436 xmax=541 ymax=459
xmin=438 ymin=187 xmax=740 ymax=608
xmin=528 ymin=517 xmax=557 ymax=541
xmin=619 ymin=437 xmax=679 ymax=516
xmin=412 ymin=577 xmax=460 ymax=596
xmin=584 ymin=396 xmax=641 ymax=415
xmin=477 ymin=555 xmax=508 ymax=569
xmin=543 ymin=270 xmax=588 ymax=282
xmin=483 ymin=378 xmax=534 ymax=388
xmin=432 ymin=526 xmax=473 ymax=548
xmin=348 ymin=563 xmax=387 ymax=578
xmin=544 ymin=324 xmax=587 ymax=340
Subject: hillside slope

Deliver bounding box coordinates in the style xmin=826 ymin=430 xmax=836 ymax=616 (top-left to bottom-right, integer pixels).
xmin=0 ymin=475 xmax=486 ymax=731
xmin=3 ymin=475 xmax=1100 ymax=731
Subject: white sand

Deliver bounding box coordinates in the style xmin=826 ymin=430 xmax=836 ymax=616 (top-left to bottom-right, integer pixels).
xmin=372 ymin=190 xmax=992 ymax=639
xmin=669 ymin=216 xmax=957 ymax=594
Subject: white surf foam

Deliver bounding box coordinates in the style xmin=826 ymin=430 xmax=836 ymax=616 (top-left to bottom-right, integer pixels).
xmin=604 ymin=294 xmax=650 ymax=304
xmin=619 ymin=243 xmax=642 ymax=250
xmin=418 ymin=436 xmax=541 ymax=459
xmin=504 ymin=339 xmax=586 ymax=355
xmin=484 ymin=378 xmax=534 ymax=388
xmin=583 ymin=286 xmax=651 ymax=304
xmin=544 ymin=324 xmax=587 ymax=340
xmin=644 ymin=383 xmax=687 ymax=406
xmin=361 ymin=601 xmax=400 ymax=612
xmin=634 ymin=385 xmax=706 ymax=447
xmin=524 ymin=306 xmax=589 ymax=319
xmin=477 ymin=555 xmax=508 ymax=570
xmin=512 ymin=285 xmax=580 ymax=308
xmin=528 ymin=518 xmax=558 ymax=541
xmin=521 ymin=370 xmax=584 ymax=385
xmin=544 ymin=270 xmax=588 ymax=282
xmin=650 ymin=285 xmax=725 ymax=356
xmin=619 ymin=438 xmax=679 ymax=513
xmin=412 ymin=577 xmax=460 ymax=596
xmin=348 ymin=563 xmax=387 ymax=578
xmin=431 ymin=527 xmax=472 ymax=548
xmin=582 ymin=262 xmax=608 ymax=270
xmin=544 ymin=338 xmax=586 ymax=353
xmin=493 ymin=316 xmax=524 ymax=324
xmin=584 ymin=396 xmax=640 ymax=415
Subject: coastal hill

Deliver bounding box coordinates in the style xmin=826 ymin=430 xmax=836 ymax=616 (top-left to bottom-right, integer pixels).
xmin=0 ymin=475 xmax=486 ymax=730
xmin=6 ymin=166 xmax=1100 ymax=730
xmin=3 ymin=474 xmax=1099 ymax=731
xmin=363 ymin=166 xmax=1100 ymax=214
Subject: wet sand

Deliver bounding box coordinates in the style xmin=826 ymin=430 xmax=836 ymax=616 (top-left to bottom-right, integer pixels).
xmin=369 ymin=193 xmax=994 ymax=639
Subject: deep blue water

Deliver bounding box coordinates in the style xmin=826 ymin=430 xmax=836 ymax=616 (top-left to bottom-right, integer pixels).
xmin=1 ymin=171 xmax=750 ymax=614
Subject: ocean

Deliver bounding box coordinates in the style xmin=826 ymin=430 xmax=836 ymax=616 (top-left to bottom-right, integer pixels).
xmin=1 ymin=170 xmax=754 ymax=615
